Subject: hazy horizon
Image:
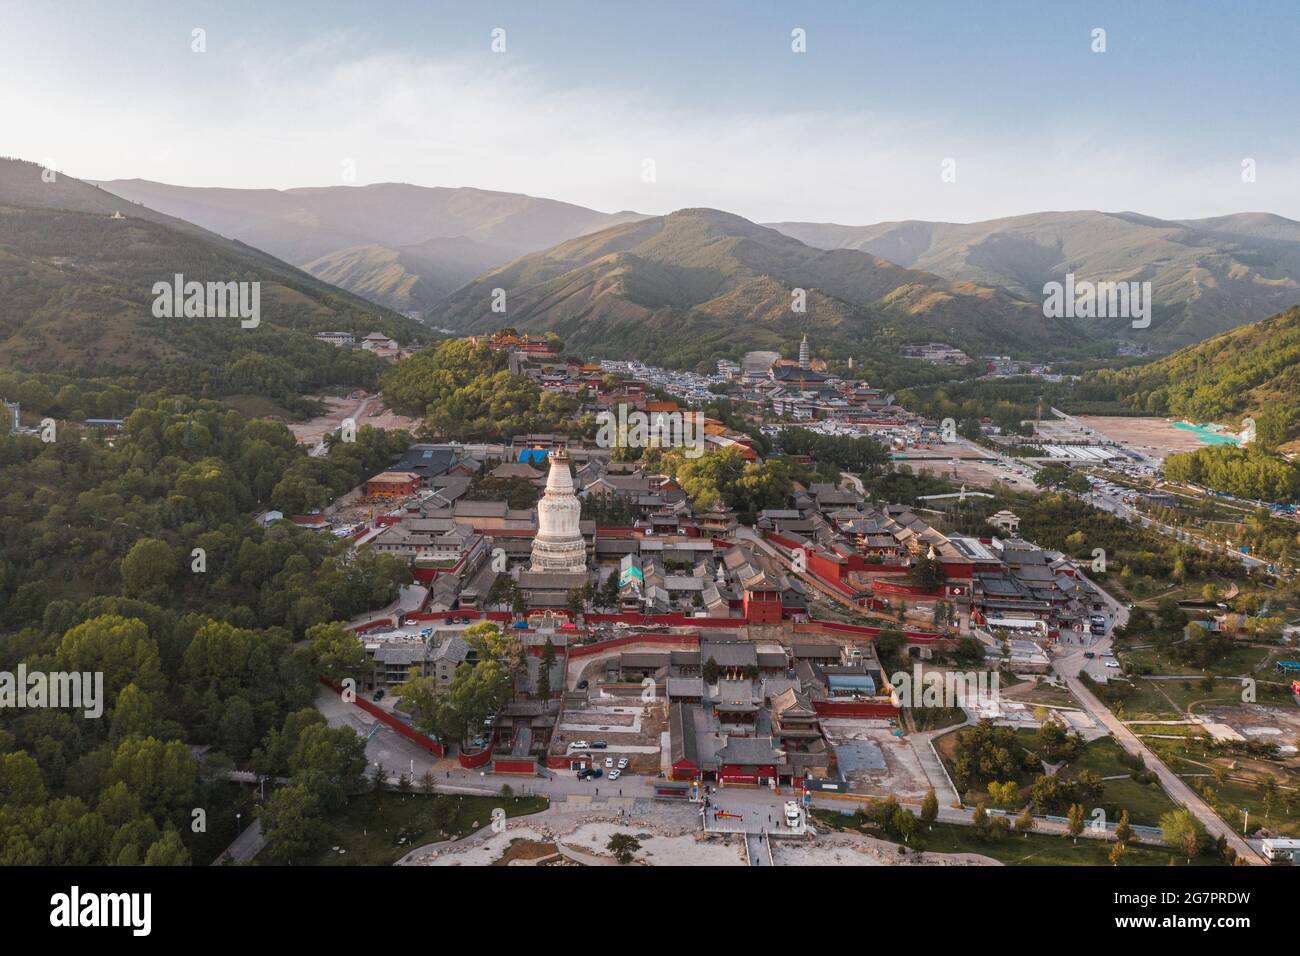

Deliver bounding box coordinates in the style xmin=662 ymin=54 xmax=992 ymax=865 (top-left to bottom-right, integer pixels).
xmin=3 ymin=0 xmax=1299 ymax=223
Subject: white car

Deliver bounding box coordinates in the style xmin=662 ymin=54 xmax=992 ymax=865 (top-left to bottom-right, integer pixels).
xmin=604 ymin=757 xmax=614 ymax=769
xmin=608 ymin=769 xmax=621 ymax=781
xmin=616 ymin=758 xmax=629 ymax=770
xmin=571 ymin=740 xmax=590 ymax=750
xmin=1104 ymin=660 xmax=1120 ymax=668
xmin=784 ymin=800 xmax=801 ymax=828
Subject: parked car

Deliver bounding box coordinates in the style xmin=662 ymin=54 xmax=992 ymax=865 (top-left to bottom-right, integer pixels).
xmin=591 ymin=740 xmax=607 ymax=749
xmin=1104 ymin=660 xmax=1120 ymax=668
xmin=608 ymin=769 xmax=621 ymax=781
xmin=571 ymin=740 xmax=590 ymax=750
xmin=604 ymin=757 xmax=614 ymax=769
xmin=372 ymin=688 xmax=385 ymax=701
xmin=784 ymin=800 xmax=801 ymax=828
xmin=616 ymin=758 xmax=628 ymax=770
xmin=589 ymin=768 xmax=602 ymax=779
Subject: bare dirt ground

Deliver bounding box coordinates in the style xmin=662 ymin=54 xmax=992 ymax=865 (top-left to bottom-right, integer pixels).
xmin=1074 ymin=415 xmax=1211 ymax=460
xmin=491 ymin=838 xmax=569 ymax=866
xmin=772 ymin=831 xmax=997 ymax=867
xmin=902 ymin=457 xmax=1029 ymax=491
xmin=1203 ymin=703 xmax=1300 ymax=753
xmin=820 ymin=719 xmax=932 ymax=799
xmin=403 ymin=802 xmax=999 ymax=866
xmin=288 ymin=393 xmax=421 ymax=447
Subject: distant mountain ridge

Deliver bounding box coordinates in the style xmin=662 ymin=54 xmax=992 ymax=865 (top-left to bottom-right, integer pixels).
xmin=0 ymin=158 xmax=421 ymax=400
xmin=93 ymin=178 xmax=649 ymax=313
xmin=433 ymin=207 xmax=1083 ymax=368
xmin=769 ymin=210 xmax=1300 ymax=348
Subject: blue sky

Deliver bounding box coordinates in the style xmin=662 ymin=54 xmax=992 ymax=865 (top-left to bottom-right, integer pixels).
xmin=2 ymin=0 xmax=1297 ymax=222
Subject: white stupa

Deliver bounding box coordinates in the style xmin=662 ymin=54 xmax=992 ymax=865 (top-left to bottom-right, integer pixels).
xmin=530 ymin=448 xmax=587 ymax=573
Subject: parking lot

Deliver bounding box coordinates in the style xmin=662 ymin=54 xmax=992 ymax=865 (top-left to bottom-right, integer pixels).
xmin=556 ymin=695 xmax=668 ymax=774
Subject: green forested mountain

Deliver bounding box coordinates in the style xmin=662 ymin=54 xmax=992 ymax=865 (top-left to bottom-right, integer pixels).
xmin=0 ymin=397 xmax=414 ymax=864
xmin=432 ymin=208 xmax=1085 ymax=369
xmin=0 ymin=158 xmax=424 ymax=408
xmin=1083 ymin=305 xmax=1300 ymax=450
xmin=771 ymin=210 xmax=1300 ymax=349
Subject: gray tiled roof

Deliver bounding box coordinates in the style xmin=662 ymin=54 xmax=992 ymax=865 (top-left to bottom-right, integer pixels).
xmin=715 ymin=736 xmax=785 ymax=765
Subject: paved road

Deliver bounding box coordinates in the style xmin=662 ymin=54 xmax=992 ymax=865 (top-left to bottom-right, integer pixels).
xmin=744 ymin=831 xmax=771 ymax=865
xmin=1056 ymin=665 xmax=1263 ymax=864
xmin=309 ymin=394 xmax=373 ymax=457
xmin=1045 ymin=572 xmax=1263 ymax=863
xmin=909 ymin=717 xmax=970 ymax=807
xmin=212 ymin=820 xmax=265 ymax=865
xmin=1080 ymin=488 xmax=1272 ymax=573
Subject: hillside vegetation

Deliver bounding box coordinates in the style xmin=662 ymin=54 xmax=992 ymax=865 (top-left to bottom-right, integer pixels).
xmin=0 ymin=159 xmax=423 ymax=410
xmin=433 ymin=208 xmax=1085 ymax=369
xmin=771 ymin=210 xmax=1300 ymax=348
xmin=1083 ymin=305 xmax=1300 ymax=450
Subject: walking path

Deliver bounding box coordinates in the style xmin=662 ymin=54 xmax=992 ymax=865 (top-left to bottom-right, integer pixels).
xmin=212 ymin=820 xmax=265 ymax=865
xmin=1061 ymin=668 xmax=1263 ymax=864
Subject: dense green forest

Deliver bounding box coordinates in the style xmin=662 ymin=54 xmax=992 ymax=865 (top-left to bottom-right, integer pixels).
xmin=381 ymin=338 xmax=579 ymax=439
xmin=641 ymin=445 xmax=816 ymax=519
xmin=1164 ymin=445 xmax=1300 ymax=503
xmin=775 ymin=426 xmax=891 ymax=475
xmin=0 ymin=394 xmax=411 ymax=864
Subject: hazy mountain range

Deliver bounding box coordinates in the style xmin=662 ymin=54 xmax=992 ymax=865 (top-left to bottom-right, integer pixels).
xmin=769 ymin=211 xmax=1300 ymax=348
xmin=94 ymin=179 xmax=647 ymax=313
xmin=0 ymin=164 xmax=1279 ymax=378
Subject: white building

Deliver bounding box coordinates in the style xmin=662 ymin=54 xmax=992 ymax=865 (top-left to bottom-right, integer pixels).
xmin=315 ymin=331 xmax=355 ymax=346
xmin=529 ymin=449 xmax=588 ymax=573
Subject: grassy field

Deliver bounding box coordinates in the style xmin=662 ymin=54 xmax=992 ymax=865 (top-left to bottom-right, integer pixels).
xmin=1127 ymin=722 xmax=1208 ymax=739
xmin=1121 ymin=643 xmax=1273 ymax=679
xmin=1144 ymin=736 xmax=1300 ymax=838
xmin=306 ymin=790 xmax=549 ymax=866
xmin=812 ymin=811 xmax=1224 ymax=866
xmin=1093 ymin=669 xmax=1294 ymax=721
xmin=1068 ymin=736 xmax=1177 ymax=827
xmin=906 ymin=706 xmax=967 ymax=732
xmin=1005 ymin=678 xmax=1079 ymax=709
xmin=935 ymin=726 xmax=1176 ymax=826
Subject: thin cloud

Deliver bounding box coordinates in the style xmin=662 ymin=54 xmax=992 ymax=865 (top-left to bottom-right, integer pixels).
xmin=2 ymin=38 xmax=1297 ymax=223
